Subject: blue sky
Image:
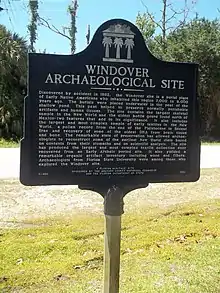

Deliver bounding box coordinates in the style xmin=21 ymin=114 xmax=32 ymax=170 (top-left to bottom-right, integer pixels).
xmin=1 ymin=0 xmax=219 ymax=54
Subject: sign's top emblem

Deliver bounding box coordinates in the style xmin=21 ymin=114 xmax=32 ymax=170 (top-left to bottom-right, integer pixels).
xmin=102 ymin=24 xmax=135 ymax=64
xmin=103 ymin=24 xmax=135 ymax=37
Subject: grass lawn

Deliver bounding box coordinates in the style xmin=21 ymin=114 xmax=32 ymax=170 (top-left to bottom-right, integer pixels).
xmin=1 ymin=203 xmax=220 ymax=293
xmin=0 ymin=169 xmax=220 ymax=292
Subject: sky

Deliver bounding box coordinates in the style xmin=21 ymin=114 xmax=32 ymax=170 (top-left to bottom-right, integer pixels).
xmin=0 ymin=0 xmax=220 ymax=54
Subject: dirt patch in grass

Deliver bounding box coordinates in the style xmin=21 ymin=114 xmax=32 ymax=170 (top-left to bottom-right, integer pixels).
xmin=0 ymin=169 xmax=220 ymax=227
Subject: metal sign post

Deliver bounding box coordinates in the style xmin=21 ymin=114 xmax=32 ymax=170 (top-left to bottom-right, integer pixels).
xmin=104 ymin=214 xmax=121 ymax=293
xmin=103 ymin=186 xmax=124 ymax=293
xmin=79 ymin=184 xmax=148 ymax=293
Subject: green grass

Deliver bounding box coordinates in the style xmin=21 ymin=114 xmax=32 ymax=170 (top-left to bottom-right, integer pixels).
xmin=1 ymin=201 xmax=220 ymax=292
xmin=1 ymin=169 xmax=220 ymax=292
xmin=0 ymin=138 xmax=19 ymax=148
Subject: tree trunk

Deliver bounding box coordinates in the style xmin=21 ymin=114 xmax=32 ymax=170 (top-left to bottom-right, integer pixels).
xmin=162 ymin=0 xmax=167 ymax=54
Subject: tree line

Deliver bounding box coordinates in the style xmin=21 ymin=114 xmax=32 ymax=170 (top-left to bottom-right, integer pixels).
xmin=0 ymin=0 xmax=220 ymax=140
xmin=136 ymin=10 xmax=220 ymax=140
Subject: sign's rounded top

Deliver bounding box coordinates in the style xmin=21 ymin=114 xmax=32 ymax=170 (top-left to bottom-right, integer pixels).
xmin=71 ymin=18 xmax=198 ymax=67
xmin=77 ymin=18 xmax=155 ymax=65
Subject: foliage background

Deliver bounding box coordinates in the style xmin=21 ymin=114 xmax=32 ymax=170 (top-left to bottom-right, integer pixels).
xmin=136 ymin=15 xmax=220 ymax=139
xmin=0 ymin=3 xmax=220 ymax=140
